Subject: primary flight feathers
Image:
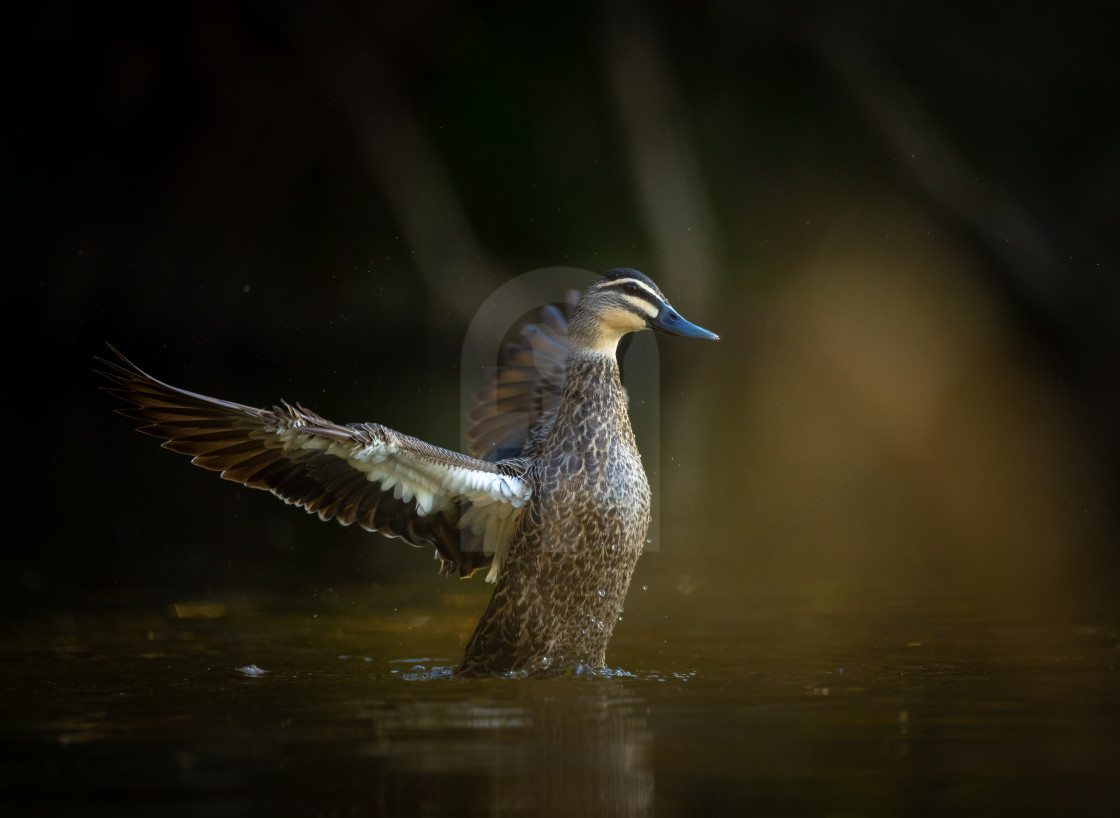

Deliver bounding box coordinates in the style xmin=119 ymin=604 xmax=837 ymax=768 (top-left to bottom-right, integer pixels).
xmin=97 ymin=344 xmax=533 ymax=580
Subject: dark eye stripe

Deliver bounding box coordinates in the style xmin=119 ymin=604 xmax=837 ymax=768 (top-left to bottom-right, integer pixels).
xmin=598 ymin=278 xmax=662 ymax=307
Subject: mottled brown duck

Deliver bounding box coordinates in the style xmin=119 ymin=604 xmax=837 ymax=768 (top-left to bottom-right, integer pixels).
xmin=98 ymin=268 xmax=718 ymax=676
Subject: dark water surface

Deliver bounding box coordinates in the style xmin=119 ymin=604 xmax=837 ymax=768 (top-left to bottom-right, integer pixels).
xmin=2 ymin=588 xmax=1117 ymax=817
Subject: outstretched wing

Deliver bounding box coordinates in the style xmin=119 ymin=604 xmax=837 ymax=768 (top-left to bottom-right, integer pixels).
xmin=97 ymin=345 xmax=531 ymax=579
xmin=466 ymin=292 xmax=578 ymax=461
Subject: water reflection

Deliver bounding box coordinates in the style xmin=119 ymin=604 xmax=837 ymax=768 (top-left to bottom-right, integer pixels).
xmin=2 ymin=591 xmax=1118 ymax=817
xmin=0 ymin=603 xmax=659 ymax=817
xmin=356 ymin=679 xmax=653 ymax=816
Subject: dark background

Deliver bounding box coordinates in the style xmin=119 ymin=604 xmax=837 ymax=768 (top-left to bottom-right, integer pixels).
xmin=10 ymin=1 xmax=1118 ymax=613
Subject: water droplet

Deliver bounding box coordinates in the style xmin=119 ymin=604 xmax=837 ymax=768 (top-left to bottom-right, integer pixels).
xmin=597 ymin=589 xmax=606 ymax=597
xmin=642 ymin=585 xmax=648 ymax=591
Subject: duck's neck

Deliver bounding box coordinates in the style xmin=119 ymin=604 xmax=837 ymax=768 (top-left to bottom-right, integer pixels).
xmin=566 ymin=309 xmax=625 ymax=358
xmin=552 ymin=349 xmax=635 ymax=451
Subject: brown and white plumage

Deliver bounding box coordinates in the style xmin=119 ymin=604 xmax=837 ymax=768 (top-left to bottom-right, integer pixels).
xmin=97 ymin=348 xmax=531 ymax=579
xmin=99 ymin=268 xmax=717 ymax=676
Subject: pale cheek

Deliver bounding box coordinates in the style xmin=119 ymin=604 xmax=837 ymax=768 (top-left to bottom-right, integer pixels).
xmin=589 ymin=318 xmax=647 ymax=356
xmin=604 ymin=312 xmax=647 ymax=335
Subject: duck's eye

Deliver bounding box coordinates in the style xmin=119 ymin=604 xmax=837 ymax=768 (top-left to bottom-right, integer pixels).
xmin=623 ymin=282 xmax=639 ymax=295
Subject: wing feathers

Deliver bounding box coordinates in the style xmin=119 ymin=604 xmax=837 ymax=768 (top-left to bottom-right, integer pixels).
xmin=97 ymin=344 xmax=530 ymax=578
xmin=466 ymin=292 xmax=577 ymax=461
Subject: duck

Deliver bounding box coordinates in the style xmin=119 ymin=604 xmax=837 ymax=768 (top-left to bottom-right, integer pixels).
xmin=98 ymin=268 xmax=718 ymax=676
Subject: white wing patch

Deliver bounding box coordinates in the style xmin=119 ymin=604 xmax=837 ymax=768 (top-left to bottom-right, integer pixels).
xmin=276 ymin=426 xmax=529 ymax=582
xmin=459 ymin=502 xmax=522 ymax=583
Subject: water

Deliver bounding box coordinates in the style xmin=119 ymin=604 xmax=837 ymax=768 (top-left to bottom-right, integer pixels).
xmin=2 ymin=588 xmax=1117 ymax=817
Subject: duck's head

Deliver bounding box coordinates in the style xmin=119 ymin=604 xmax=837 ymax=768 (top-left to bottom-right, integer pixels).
xmin=568 ymin=268 xmax=719 ymax=357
